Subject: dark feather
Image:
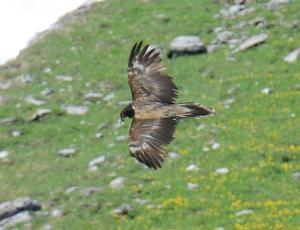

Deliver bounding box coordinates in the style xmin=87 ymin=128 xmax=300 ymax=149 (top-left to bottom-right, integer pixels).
xmin=128 ymin=118 xmax=177 ymax=169
xmin=127 ymin=42 xmax=178 ymax=104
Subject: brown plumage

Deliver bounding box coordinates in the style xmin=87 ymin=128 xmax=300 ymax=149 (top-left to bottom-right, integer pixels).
xmin=120 ymin=41 xmax=215 ymax=169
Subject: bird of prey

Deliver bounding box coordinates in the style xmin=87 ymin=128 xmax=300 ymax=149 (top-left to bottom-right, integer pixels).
xmin=120 ymin=41 xmax=214 ymax=169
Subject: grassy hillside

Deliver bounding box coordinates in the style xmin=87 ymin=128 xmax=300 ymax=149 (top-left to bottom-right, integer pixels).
xmin=0 ymin=0 xmax=300 ymax=229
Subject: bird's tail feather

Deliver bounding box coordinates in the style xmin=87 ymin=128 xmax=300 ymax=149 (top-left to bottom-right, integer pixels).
xmin=175 ymin=103 xmax=214 ymax=118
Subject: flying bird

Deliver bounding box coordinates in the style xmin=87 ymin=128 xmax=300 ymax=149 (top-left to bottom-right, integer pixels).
xmin=120 ymin=41 xmax=214 ymax=169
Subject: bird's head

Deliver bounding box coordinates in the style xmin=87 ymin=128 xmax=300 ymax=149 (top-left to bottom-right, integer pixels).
xmin=119 ymin=103 xmax=134 ymax=124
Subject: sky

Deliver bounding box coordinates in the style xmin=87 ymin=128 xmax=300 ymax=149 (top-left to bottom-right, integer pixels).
xmin=0 ymin=0 xmax=88 ymax=64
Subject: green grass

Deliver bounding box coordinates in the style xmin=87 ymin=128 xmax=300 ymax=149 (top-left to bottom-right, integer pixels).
xmin=0 ymin=0 xmax=300 ymax=229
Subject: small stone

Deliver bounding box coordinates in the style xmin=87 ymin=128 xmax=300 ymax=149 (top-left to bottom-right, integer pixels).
xmin=0 ymin=117 xmax=17 ymax=125
xmin=51 ymin=209 xmax=62 ymax=218
xmin=110 ymin=177 xmax=126 ymax=189
xmin=63 ymin=105 xmax=88 ymax=115
xmin=186 ymin=164 xmax=199 ymax=171
xmin=43 ymin=67 xmax=52 ymax=73
xmin=187 ymin=183 xmax=198 ymax=190
xmin=41 ymin=88 xmax=54 ymax=96
xmin=292 ymin=172 xmax=300 ymax=180
xmin=56 ymin=75 xmax=73 ymax=82
xmin=222 ymin=98 xmax=235 ymax=108
xmin=0 ymin=197 xmax=41 ymax=220
xmin=97 ymin=122 xmax=109 ymax=131
xmin=212 ymin=142 xmax=220 ymax=150
xmin=267 ymin=0 xmax=291 ymax=10
xmin=217 ymin=31 xmax=233 ymax=44
xmin=283 ymin=48 xmax=300 ymax=63
xmin=103 ymin=93 xmax=115 ymax=102
xmin=41 ymin=224 xmax=53 ymax=230
xmin=0 ymin=80 xmax=13 ymax=90
xmin=88 ymin=156 xmax=106 ymax=168
xmin=112 ymin=204 xmax=134 ymax=215
xmin=153 ymin=13 xmax=170 ymax=22
xmin=30 ymin=108 xmax=52 ymax=121
xmin=0 ymin=150 xmax=9 ymax=159
xmin=167 ymin=36 xmax=207 ymax=58
xmin=16 ymin=74 xmax=34 ymax=84
xmin=261 ymin=87 xmax=272 ymax=94
xmin=169 ymin=152 xmax=181 ymax=159
xmin=0 ymin=211 xmax=32 ymax=229
xmin=65 ymin=186 xmax=80 ymax=194
xmin=11 ymin=130 xmax=22 ymax=137
xmin=57 ymin=148 xmax=77 ymax=157
xmin=84 ymin=92 xmax=103 ymax=101
xmin=234 ymin=34 xmax=268 ymax=52
xmin=216 ymin=167 xmax=229 ymax=174
xmin=80 ymin=187 xmax=102 ymax=197
xmin=116 ymin=135 xmax=127 ymax=142
xmin=25 ymin=95 xmax=46 ymax=106
xmin=95 ymin=132 xmax=103 ymax=139
xmin=235 ymin=209 xmax=254 ymax=216
xmin=134 ymin=199 xmax=149 ymax=205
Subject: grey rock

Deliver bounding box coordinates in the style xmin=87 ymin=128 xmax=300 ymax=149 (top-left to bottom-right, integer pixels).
xmin=153 ymin=13 xmax=170 ymax=23
xmin=16 ymin=74 xmax=34 ymax=84
xmin=169 ymin=152 xmax=181 ymax=159
xmin=103 ymin=93 xmax=115 ymax=102
xmin=0 ymin=211 xmax=32 ymax=229
xmin=95 ymin=132 xmax=103 ymax=139
xmin=250 ymin=17 xmax=267 ymax=27
xmin=25 ymin=95 xmax=46 ymax=106
xmin=56 ymin=75 xmax=73 ymax=82
xmin=236 ymin=209 xmax=254 ymax=216
xmin=80 ymin=187 xmax=103 ymax=197
xmin=0 ymin=80 xmax=13 ymax=90
xmin=186 ymin=164 xmax=199 ymax=171
xmin=0 ymin=150 xmax=9 ymax=160
xmin=0 ymin=117 xmax=17 ymax=125
xmin=110 ymin=177 xmax=126 ymax=189
xmin=222 ymin=98 xmax=235 ymax=108
xmin=51 ymin=209 xmax=62 ymax=218
xmin=168 ymin=36 xmax=207 ymax=58
xmin=41 ymin=88 xmax=54 ymax=96
xmin=63 ymin=105 xmax=88 ymax=115
xmin=30 ymin=108 xmax=52 ymax=121
xmin=237 ymin=7 xmax=256 ymax=16
xmin=112 ymin=204 xmax=134 ymax=215
xmin=216 ymin=31 xmax=233 ymax=44
xmin=216 ymin=167 xmax=229 ymax=174
xmin=65 ymin=186 xmax=80 ymax=194
xmin=84 ymin=92 xmax=103 ymax=101
xmin=229 ymin=5 xmax=245 ymax=15
xmin=97 ymin=122 xmax=109 ymax=131
xmin=267 ymin=0 xmax=291 ymax=10
xmin=292 ymin=172 xmax=300 ymax=180
xmin=88 ymin=155 xmax=106 ymax=168
xmin=283 ymin=48 xmax=300 ymax=63
xmin=207 ymin=44 xmax=220 ymax=53
xmin=40 ymin=224 xmax=53 ymax=230
xmin=212 ymin=142 xmax=221 ymax=150
xmin=0 ymin=197 xmax=41 ymax=220
xmin=234 ymin=33 xmax=268 ymax=52
xmin=116 ymin=135 xmax=127 ymax=142
xmin=43 ymin=67 xmax=52 ymax=74
xmin=261 ymin=87 xmax=272 ymax=94
xmin=134 ymin=198 xmax=149 ymax=205
xmin=187 ymin=183 xmax=198 ymax=190
xmin=57 ymin=148 xmax=77 ymax=157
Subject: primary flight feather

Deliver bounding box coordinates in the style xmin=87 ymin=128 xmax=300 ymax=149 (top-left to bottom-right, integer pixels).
xmin=120 ymin=41 xmax=214 ymax=169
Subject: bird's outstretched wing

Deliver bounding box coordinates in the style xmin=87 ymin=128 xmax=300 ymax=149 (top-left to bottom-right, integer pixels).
xmin=128 ymin=41 xmax=178 ymax=104
xmin=129 ymin=117 xmax=177 ymax=169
